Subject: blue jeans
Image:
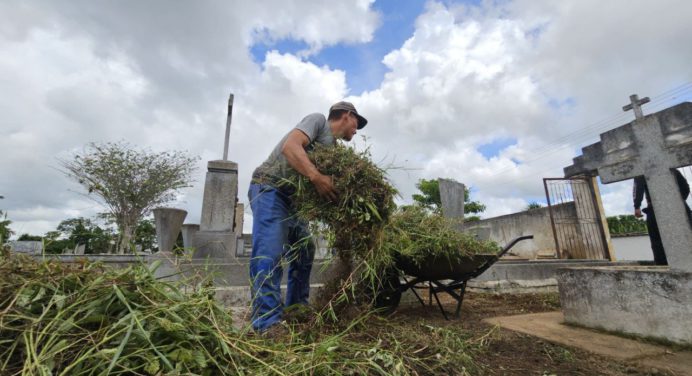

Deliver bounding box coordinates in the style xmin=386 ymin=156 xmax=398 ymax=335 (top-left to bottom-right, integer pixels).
xmin=248 ymin=183 xmax=315 ymax=331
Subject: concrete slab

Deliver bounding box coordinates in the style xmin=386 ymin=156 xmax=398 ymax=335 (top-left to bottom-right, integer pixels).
xmin=485 ymin=311 xmax=692 ymax=375
xmin=557 ymin=266 xmax=692 ymax=345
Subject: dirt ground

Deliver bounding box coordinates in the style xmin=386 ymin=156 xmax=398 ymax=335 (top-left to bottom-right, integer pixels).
xmin=386 ymin=292 xmax=675 ymax=376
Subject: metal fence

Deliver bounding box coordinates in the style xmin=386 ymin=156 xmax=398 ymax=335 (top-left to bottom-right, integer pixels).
xmin=543 ymin=177 xmax=611 ymax=260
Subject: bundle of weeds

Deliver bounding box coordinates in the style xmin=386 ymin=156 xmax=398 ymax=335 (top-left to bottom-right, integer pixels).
xmin=287 ymin=143 xmax=397 ymax=311
xmin=0 ymin=254 xmax=472 ymax=375
xmin=289 ymin=143 xmax=397 ymax=257
xmin=381 ymin=205 xmax=501 ymax=268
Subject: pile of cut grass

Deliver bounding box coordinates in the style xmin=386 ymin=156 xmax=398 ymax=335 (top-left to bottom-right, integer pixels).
xmin=0 ymin=254 xmax=485 ymax=375
xmin=381 ymin=205 xmax=500 ymax=268
xmin=289 ymin=143 xmax=397 ymax=257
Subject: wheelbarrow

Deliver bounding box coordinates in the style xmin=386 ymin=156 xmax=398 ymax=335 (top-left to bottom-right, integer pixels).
xmin=374 ymin=235 xmax=533 ymax=319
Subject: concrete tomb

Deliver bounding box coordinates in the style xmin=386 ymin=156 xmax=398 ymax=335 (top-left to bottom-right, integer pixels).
xmin=558 ymin=96 xmax=692 ymax=345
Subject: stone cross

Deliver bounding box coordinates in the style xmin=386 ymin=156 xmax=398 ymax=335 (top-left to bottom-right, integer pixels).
xmin=622 ymin=94 xmax=650 ymax=120
xmin=222 ymin=93 xmax=234 ymax=161
xmin=564 ymin=101 xmax=692 ymax=272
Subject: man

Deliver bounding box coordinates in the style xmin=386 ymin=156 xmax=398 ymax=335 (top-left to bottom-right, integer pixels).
xmin=633 ymin=169 xmax=691 ymax=265
xmin=248 ymin=101 xmax=367 ymax=332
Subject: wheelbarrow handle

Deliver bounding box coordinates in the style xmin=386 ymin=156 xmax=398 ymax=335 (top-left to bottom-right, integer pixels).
xmin=496 ymin=235 xmax=533 ymax=259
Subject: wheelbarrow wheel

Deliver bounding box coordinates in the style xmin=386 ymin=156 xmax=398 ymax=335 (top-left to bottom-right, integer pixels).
xmin=372 ymin=271 xmax=401 ymax=315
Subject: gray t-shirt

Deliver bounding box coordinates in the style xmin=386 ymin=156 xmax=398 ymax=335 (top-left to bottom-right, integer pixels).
xmin=252 ymin=113 xmax=335 ymax=189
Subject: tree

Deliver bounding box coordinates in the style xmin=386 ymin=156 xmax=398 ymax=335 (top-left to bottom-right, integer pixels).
xmin=56 ymin=217 xmax=116 ymax=254
xmin=606 ymin=215 xmax=647 ymax=235
xmin=411 ymin=178 xmax=486 ymax=221
xmin=60 ymin=142 xmax=198 ymax=254
xmin=18 ymin=234 xmax=42 ymax=241
xmin=134 ymin=218 xmax=158 ymax=253
xmin=0 ymin=210 xmax=13 ymax=244
xmin=526 ymin=202 xmax=543 ymax=210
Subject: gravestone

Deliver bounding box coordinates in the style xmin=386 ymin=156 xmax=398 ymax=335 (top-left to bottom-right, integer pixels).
xmin=193 ymin=93 xmax=240 ymax=259
xmin=439 ymin=179 xmax=465 ymax=221
xmin=565 ymin=99 xmax=692 ymax=271
xmin=74 ymin=243 xmax=86 ymax=255
xmin=558 ymin=96 xmax=692 ymax=345
xmin=181 ymin=224 xmax=200 ymax=250
xmin=153 ymin=207 xmax=187 ymax=253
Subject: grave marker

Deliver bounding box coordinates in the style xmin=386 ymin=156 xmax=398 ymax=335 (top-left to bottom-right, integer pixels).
xmin=566 ymin=99 xmax=692 ymax=271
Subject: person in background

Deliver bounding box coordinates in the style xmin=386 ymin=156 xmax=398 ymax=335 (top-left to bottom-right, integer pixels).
xmin=633 ymin=169 xmax=691 ymax=265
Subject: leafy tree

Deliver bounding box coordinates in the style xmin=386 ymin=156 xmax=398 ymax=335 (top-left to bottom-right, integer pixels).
xmin=18 ymin=234 xmax=42 ymax=241
xmin=606 ymin=215 xmax=647 ymax=235
xmin=0 ymin=210 xmax=13 ymax=244
xmin=526 ymin=202 xmax=543 ymax=210
xmin=40 ymin=230 xmax=73 ymax=254
xmin=411 ymin=178 xmax=486 ymax=221
xmin=135 ymin=218 xmax=158 ymax=253
xmin=60 ymin=142 xmax=198 ymax=254
xmin=56 ymin=217 xmax=116 ymax=254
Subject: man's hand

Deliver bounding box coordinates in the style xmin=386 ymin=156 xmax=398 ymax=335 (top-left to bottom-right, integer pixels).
xmin=310 ymin=173 xmax=337 ymax=202
xmin=634 ymin=208 xmax=643 ymax=218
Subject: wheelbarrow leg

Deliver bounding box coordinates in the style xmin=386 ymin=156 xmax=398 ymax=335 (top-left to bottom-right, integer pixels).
xmin=428 ymin=281 xmax=433 ymax=306
xmin=430 ymin=286 xmax=450 ymax=320
xmin=401 ymin=275 xmax=426 ymax=308
xmin=454 ymin=281 xmax=467 ymax=318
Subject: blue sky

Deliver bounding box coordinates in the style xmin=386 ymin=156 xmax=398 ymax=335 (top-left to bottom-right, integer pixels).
xmin=251 ymin=0 xmax=429 ymax=95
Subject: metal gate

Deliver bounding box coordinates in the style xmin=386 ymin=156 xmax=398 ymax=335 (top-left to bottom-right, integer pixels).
xmin=543 ymin=176 xmax=611 ymax=260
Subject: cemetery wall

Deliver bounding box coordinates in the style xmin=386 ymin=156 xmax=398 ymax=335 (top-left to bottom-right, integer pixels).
xmin=464 ymin=203 xmax=577 ymax=259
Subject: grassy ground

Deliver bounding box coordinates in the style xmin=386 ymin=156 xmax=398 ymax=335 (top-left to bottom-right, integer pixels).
xmin=1 ymin=253 xmax=676 ymax=375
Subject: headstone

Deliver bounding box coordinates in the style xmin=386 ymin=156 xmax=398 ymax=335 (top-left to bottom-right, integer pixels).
xmin=565 ymin=100 xmax=692 ymax=272
xmin=8 ymin=240 xmax=42 ymax=255
xmin=74 ymin=243 xmax=86 ymax=255
xmin=192 ymin=93 xmax=241 ymax=259
xmin=194 ymin=160 xmax=239 ymax=258
xmin=153 ymin=207 xmax=187 ymax=254
xmin=438 ymin=178 xmax=465 ymax=231
xmin=558 ymin=97 xmax=692 ymax=345
xmin=234 ymin=203 xmax=244 ymax=237
xmin=181 ymin=224 xmax=200 ymax=250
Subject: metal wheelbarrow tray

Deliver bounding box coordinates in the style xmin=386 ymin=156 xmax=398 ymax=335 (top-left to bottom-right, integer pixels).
xmin=375 ymin=235 xmax=533 ymax=319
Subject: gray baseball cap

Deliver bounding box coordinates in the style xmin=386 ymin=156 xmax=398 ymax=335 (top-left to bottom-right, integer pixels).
xmin=329 ymin=101 xmax=368 ymax=129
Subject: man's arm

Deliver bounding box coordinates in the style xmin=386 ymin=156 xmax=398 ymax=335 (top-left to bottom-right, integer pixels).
xmin=282 ymin=129 xmax=337 ymax=201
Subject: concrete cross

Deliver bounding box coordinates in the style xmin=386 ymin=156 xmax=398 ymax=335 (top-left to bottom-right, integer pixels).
xmin=222 ymin=93 xmax=234 ymax=161
xmin=564 ymin=102 xmax=692 ymax=272
xmin=622 ymin=94 xmax=650 ymax=120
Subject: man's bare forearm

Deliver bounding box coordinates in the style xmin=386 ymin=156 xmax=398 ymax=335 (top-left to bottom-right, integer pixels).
xmin=283 ymin=141 xmax=320 ymax=181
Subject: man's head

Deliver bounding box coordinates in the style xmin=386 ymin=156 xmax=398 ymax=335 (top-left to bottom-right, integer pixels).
xmin=328 ymin=101 xmax=367 ymax=141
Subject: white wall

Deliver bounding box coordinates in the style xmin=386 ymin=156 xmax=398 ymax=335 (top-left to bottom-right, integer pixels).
xmin=611 ymin=235 xmax=652 ymax=261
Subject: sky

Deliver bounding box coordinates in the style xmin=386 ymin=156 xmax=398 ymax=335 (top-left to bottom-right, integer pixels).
xmin=1 ymin=0 xmax=692 ymax=237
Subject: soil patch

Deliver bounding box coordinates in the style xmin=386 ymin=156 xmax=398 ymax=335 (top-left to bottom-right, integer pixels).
xmin=386 ymin=292 xmax=676 ymax=375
